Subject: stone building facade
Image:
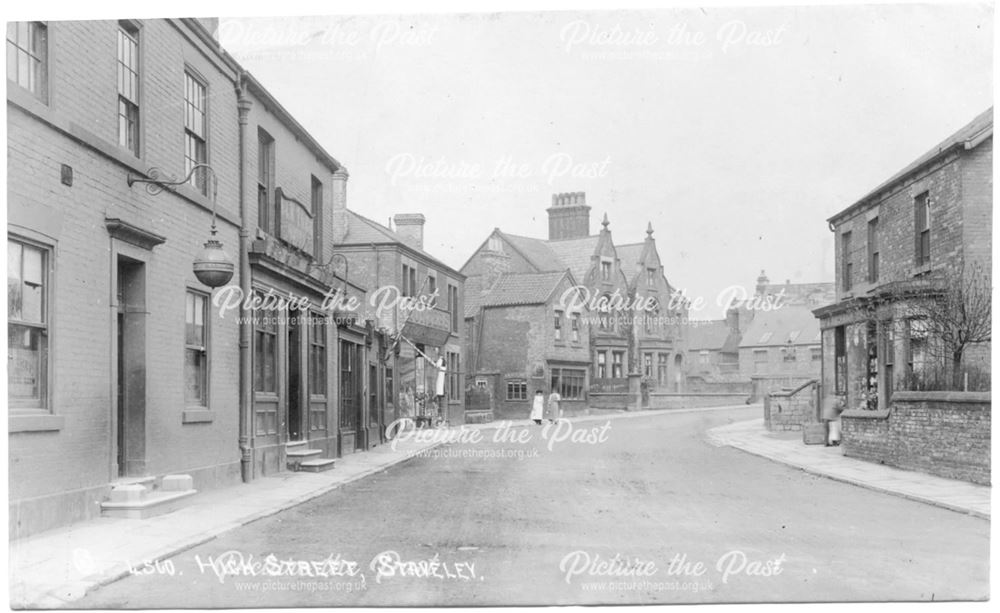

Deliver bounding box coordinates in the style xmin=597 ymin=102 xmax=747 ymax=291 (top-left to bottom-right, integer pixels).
xmin=814 ymin=108 xmax=992 ymax=412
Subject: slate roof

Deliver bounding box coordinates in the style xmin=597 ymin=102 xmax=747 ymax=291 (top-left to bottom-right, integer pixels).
xmin=686 ymin=320 xmax=732 ymax=351
xmin=544 ymin=236 xmax=601 ymax=283
xmin=498 ymin=232 xmax=564 ymax=271
xmin=615 ymin=242 xmax=645 ymax=269
xmin=342 ymin=209 xmax=459 ymax=275
xmin=830 ymin=107 xmax=993 ymax=223
xmin=738 ymin=305 xmax=821 ymax=349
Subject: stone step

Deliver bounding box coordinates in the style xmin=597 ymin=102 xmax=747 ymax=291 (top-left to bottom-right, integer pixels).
xmin=285 ymin=440 xmax=310 ymax=450
xmin=286 ymin=448 xmax=322 ymax=459
xmin=297 ymin=458 xmax=337 ymax=473
xmin=101 ymin=489 xmax=198 ymax=519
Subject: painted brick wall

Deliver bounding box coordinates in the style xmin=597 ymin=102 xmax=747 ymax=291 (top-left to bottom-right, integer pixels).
xmin=841 ymin=391 xmax=990 ymax=485
xmin=7 ymin=18 xmax=244 ymax=538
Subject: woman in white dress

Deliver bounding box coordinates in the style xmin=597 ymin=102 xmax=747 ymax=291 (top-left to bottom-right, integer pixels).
xmin=530 ymin=390 xmax=545 ymax=425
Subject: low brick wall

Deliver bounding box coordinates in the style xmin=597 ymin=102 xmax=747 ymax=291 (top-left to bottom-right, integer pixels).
xmin=647 ymin=393 xmax=751 ymax=410
xmin=764 ymin=391 xmax=816 ymax=431
xmin=841 ymin=391 xmax=991 ymax=485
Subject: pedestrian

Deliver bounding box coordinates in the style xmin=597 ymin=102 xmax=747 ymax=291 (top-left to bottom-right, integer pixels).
xmin=546 ymin=388 xmax=562 ymax=423
xmin=530 ymin=390 xmax=545 ymax=425
xmin=822 ymin=395 xmax=845 ymax=446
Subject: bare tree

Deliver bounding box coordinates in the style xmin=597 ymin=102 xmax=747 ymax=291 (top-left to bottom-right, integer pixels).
xmin=907 ymin=261 xmax=992 ymax=389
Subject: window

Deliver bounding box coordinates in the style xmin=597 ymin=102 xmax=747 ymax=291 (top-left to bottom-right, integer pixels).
xmin=448 ymin=284 xmax=459 ymax=332
xmin=553 ymin=310 xmax=563 ymax=341
xmin=647 ymin=268 xmax=656 ymax=287
xmin=841 ymin=231 xmax=852 ymax=291
xmin=309 ymin=314 xmax=326 ymax=396
xmin=184 ymin=291 xmax=209 ymax=405
xmin=257 ymin=128 xmax=275 ymax=233
xmin=601 ymin=260 xmax=612 ymax=281
xmin=183 ymin=71 xmax=208 ymax=195
xmin=644 ymin=353 xmax=653 ymax=377
xmin=915 ymin=192 xmax=931 ymax=266
xmin=753 ymin=349 xmax=768 ymax=373
xmin=426 ymin=273 xmax=436 ymax=301
xmin=612 ymin=351 xmax=624 ymax=378
xmin=657 ymin=353 xmax=669 ymax=385
xmin=8 ymin=239 xmax=49 ymax=409
xmin=311 ymin=176 xmax=324 ymax=260
xmin=699 ymin=350 xmax=710 ymax=365
xmin=908 ymin=319 xmax=928 ymax=381
xmin=6 ymin=22 xmax=46 ymax=100
xmin=596 ymin=351 xmax=607 ymax=378
xmin=868 ymin=217 xmax=879 ymax=283
xmin=571 ymin=313 xmax=581 ymax=342
xmin=811 ymin=347 xmax=822 ymax=362
xmin=385 ymin=366 xmax=394 ymax=405
xmin=506 ymin=380 xmax=527 ymax=401
xmin=487 ymin=236 xmax=503 ymax=252
xmin=834 ymin=326 xmax=846 ymax=394
xmin=402 ymin=263 xmax=417 ymax=297
xmin=551 ymin=368 xmax=585 ymax=400
xmin=117 ymin=22 xmax=140 ymax=156
xmin=253 ymin=299 xmax=277 ymax=393
xmin=447 ymin=351 xmax=461 ymax=401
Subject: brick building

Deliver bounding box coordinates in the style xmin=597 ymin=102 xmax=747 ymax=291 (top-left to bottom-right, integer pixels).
xmin=461 ymin=192 xmax=685 ymax=414
xmin=7 ymin=18 xmax=247 ymax=536
xmin=6 ymin=18 xmax=374 ymax=537
xmin=814 ymin=108 xmax=992 ymax=411
xmin=335 ymin=209 xmax=466 ymax=431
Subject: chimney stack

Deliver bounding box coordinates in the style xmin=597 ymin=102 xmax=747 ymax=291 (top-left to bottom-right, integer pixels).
xmin=393 ymin=213 xmax=426 ymax=249
xmin=331 ymin=167 xmax=349 ymax=245
xmin=546 ymin=191 xmax=591 ymax=240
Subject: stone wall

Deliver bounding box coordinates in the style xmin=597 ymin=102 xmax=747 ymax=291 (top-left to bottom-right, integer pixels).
xmin=841 ymin=391 xmax=990 ymax=485
xmin=763 ymin=382 xmax=818 ymax=431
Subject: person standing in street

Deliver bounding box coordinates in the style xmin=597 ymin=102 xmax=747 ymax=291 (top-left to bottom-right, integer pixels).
xmin=530 ymin=390 xmax=545 ymax=425
xmin=546 ymin=388 xmax=562 ymax=423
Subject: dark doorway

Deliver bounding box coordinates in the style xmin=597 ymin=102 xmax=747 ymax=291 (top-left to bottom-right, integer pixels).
xmin=116 ymin=258 xmax=147 ymax=478
xmin=288 ymin=309 xmax=303 ymax=441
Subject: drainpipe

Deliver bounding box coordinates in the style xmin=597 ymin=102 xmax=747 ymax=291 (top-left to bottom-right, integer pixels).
xmin=236 ymin=79 xmax=254 ymax=482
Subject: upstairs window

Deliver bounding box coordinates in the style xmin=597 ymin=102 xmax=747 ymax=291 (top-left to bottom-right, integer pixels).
xmin=841 ymin=231 xmax=853 ymax=291
xmin=601 ymin=260 xmax=612 ymax=281
xmin=571 ymin=313 xmax=581 ymax=342
xmin=553 ymin=310 xmax=563 ymax=341
xmin=867 ymin=217 xmax=879 ymax=283
xmin=117 ymin=22 xmax=140 ymax=156
xmin=6 ymin=22 xmax=47 ymax=100
xmin=915 ymin=192 xmax=931 ymax=267
xmin=184 ymin=291 xmax=208 ymax=406
xmin=448 ymin=284 xmax=460 ymax=332
xmin=257 ymin=128 xmax=274 ymax=232
xmin=183 ymin=71 xmax=208 ymax=195
xmin=647 ymin=268 xmax=656 ymax=287
xmin=311 ymin=176 xmax=324 ymax=260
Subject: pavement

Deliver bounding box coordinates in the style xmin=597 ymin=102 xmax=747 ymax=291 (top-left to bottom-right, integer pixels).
xmin=706 ymin=417 xmax=991 ymax=520
xmin=8 ymin=404 xmax=991 ymax=608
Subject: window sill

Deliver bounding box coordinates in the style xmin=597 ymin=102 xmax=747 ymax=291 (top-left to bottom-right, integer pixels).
xmin=9 ymin=413 xmax=65 ymax=433
xmin=182 ymin=409 xmax=214 ymax=424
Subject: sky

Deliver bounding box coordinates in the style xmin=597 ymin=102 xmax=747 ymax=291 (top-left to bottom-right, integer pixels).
xmin=11 ymin=1 xmax=990 ymax=319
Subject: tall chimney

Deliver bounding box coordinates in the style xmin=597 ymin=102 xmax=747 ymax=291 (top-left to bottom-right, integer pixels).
xmin=331 ymin=167 xmax=349 ymax=244
xmin=755 ymin=269 xmax=769 ymax=296
xmin=547 ymin=191 xmax=591 ymax=240
xmin=393 ymin=213 xmax=426 ymax=249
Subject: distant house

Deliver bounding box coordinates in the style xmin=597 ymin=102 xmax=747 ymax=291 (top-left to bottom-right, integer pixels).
xmin=738 ymin=305 xmax=823 ymax=379
xmin=814 ymin=107 xmax=992 ymax=410
xmin=686 ymin=320 xmax=737 ymax=379
xmin=464 ymin=270 xmax=590 ymax=419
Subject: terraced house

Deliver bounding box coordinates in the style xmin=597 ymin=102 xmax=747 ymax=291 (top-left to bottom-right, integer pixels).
xmin=6 ymin=18 xmax=384 ymax=537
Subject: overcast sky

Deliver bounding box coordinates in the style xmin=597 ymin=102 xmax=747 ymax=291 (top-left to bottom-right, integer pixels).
xmin=212 ymin=4 xmax=990 ymax=318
